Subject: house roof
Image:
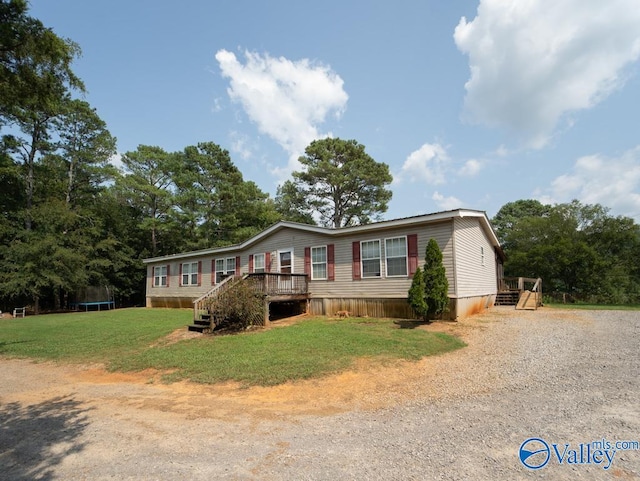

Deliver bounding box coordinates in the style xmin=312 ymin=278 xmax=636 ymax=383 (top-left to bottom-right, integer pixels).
xmin=142 ymin=209 xmax=502 ymax=264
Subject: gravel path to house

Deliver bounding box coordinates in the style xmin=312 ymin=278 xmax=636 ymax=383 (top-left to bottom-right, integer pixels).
xmin=1 ymin=308 xmax=638 ymax=480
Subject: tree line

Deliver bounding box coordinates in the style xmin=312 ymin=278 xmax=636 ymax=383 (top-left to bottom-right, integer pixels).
xmin=0 ymin=0 xmax=393 ymax=312
xmin=2 ymin=1 xmax=638 ymax=312
xmin=493 ymin=199 xmax=640 ymax=304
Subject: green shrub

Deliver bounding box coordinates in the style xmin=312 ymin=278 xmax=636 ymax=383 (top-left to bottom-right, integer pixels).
xmin=213 ymin=279 xmax=264 ymax=330
xmin=407 ymin=238 xmax=449 ymax=320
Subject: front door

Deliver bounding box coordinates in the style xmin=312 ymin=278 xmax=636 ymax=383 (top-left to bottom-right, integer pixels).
xmin=279 ymin=250 xmax=292 ymax=274
xmin=278 ymin=249 xmax=293 ymax=292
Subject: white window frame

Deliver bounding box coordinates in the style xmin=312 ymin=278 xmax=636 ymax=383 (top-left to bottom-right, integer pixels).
xmin=215 ymin=257 xmax=236 ymax=283
xmin=481 ymin=246 xmax=485 ymax=266
xmin=226 ymin=257 xmax=236 ymax=276
xmin=385 ymin=236 xmax=408 ymax=277
xmin=153 ymin=265 xmax=167 ymax=287
xmin=311 ymin=245 xmax=327 ymax=280
xmin=181 ymin=261 xmax=198 ymax=286
xmin=277 ymin=248 xmax=294 ymax=273
xmin=361 ymin=239 xmax=382 ymax=278
xmin=253 ymin=253 xmax=265 ymax=273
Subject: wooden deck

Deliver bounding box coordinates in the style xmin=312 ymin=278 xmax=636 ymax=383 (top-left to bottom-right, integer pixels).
xmin=245 ymin=273 xmax=309 ymax=299
xmin=191 ymin=273 xmax=310 ymax=331
xmin=497 ymin=277 xmax=543 ymax=309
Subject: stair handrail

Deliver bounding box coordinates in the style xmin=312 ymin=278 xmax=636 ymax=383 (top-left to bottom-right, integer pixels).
xmin=193 ymin=274 xmax=252 ymax=321
xmin=193 ymin=275 xmax=236 ymax=321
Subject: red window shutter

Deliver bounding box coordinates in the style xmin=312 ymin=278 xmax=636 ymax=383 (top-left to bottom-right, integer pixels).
xmin=197 ymin=261 xmax=202 ymax=286
xmin=304 ymin=247 xmax=311 ymax=276
xmin=328 ymin=244 xmax=335 ymax=281
xmin=249 ymin=254 xmax=254 ymax=273
xmin=179 ymin=263 xmax=183 ymax=286
xmin=352 ymin=241 xmax=361 ymax=280
xmin=166 ymin=265 xmax=170 ymax=287
xmin=265 ymin=252 xmax=271 ymax=272
xmin=211 ymin=259 xmax=216 ymax=285
xmin=235 ymin=256 xmax=241 ymax=276
xmin=408 ymin=234 xmax=418 ymax=276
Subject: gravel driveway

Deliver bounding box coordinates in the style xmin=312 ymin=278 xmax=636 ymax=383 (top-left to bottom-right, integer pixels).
xmin=1 ymin=307 xmax=638 ymax=480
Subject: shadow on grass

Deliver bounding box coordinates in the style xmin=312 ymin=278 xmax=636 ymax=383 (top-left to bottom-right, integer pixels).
xmin=393 ymin=320 xmax=432 ymax=329
xmin=0 ymin=396 xmax=91 ymax=480
xmin=0 ymin=340 xmax=34 ymax=353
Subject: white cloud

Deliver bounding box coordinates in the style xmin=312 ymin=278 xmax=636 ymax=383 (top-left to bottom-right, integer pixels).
xmin=397 ymin=143 xmax=450 ymax=185
xmin=215 ymin=49 xmax=348 ymax=176
xmin=108 ymin=153 xmax=123 ymax=171
xmin=454 ymin=0 xmax=640 ymax=148
xmin=228 ymin=131 xmax=253 ymax=160
xmin=459 ymin=159 xmax=482 ymax=177
xmin=540 ymin=146 xmax=640 ymax=220
xmin=432 ymin=191 xmax=464 ymax=211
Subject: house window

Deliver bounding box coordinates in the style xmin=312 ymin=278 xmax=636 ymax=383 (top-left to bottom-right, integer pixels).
xmin=181 ymin=261 xmax=198 ymax=286
xmin=361 ymin=240 xmax=381 ymax=278
xmin=385 ymin=236 xmax=408 ymax=277
xmin=481 ymin=246 xmax=485 ymax=266
xmin=254 ymin=253 xmax=265 ymax=273
xmin=153 ymin=265 xmax=167 ymax=287
xmin=215 ymin=257 xmax=236 ymax=283
xmin=226 ymin=257 xmax=236 ymax=275
xmin=311 ymin=246 xmax=327 ymax=280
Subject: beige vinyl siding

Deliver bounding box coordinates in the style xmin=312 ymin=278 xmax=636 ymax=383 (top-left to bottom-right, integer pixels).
xmin=307 ymin=221 xmax=455 ymax=299
xmin=452 ymin=217 xmax=497 ymax=297
xmin=146 ymin=259 xmax=214 ymax=300
xmin=146 ymin=220 xmax=456 ymax=302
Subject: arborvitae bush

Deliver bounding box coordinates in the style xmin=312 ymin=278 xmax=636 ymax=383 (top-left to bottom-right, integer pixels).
xmin=407 ymin=238 xmax=449 ymax=321
xmin=408 ymin=266 xmax=428 ymax=321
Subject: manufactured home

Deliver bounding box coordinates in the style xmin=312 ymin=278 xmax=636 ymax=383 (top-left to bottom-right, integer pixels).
xmin=143 ymin=209 xmax=505 ymax=322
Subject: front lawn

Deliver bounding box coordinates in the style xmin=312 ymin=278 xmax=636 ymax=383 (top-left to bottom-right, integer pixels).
xmin=0 ymin=308 xmax=465 ymax=386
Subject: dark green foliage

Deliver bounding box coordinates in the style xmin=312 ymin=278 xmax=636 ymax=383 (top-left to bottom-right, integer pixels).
xmin=172 ymin=142 xmax=281 ymax=249
xmin=423 ymin=238 xmax=449 ymax=318
xmin=408 ymin=266 xmax=428 ymax=320
xmin=494 ymin=199 xmax=640 ymax=304
xmin=407 ymin=239 xmax=449 ymax=320
xmin=275 ymin=138 xmax=392 ymax=227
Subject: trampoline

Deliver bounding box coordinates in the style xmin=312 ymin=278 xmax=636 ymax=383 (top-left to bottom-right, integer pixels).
xmin=71 ymin=286 xmax=115 ymax=311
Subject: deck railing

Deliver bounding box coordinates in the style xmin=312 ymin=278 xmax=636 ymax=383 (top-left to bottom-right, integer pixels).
xmin=499 ymin=277 xmax=541 ymax=292
xmin=246 ymin=273 xmax=309 ymax=296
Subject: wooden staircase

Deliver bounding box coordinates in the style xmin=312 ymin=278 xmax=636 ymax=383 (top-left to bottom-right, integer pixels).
xmin=495 ymin=277 xmax=543 ymax=309
xmin=188 ymin=276 xmax=239 ymax=333
xmin=495 ymin=291 xmax=520 ymax=306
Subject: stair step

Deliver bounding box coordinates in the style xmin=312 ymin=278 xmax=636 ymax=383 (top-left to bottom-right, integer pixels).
xmin=495 ymin=291 xmax=520 ymax=306
xmin=194 ymin=319 xmax=211 ymax=326
xmin=188 ymin=324 xmax=210 ymax=333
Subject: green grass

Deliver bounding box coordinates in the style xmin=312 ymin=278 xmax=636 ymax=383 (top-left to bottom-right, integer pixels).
xmin=0 ymin=308 xmax=191 ymax=362
xmin=546 ymin=303 xmax=640 ymax=311
xmin=0 ymin=309 xmax=465 ymax=386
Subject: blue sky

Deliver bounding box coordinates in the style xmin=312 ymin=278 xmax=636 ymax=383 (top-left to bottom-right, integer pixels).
xmin=29 ymin=0 xmax=640 ymax=221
